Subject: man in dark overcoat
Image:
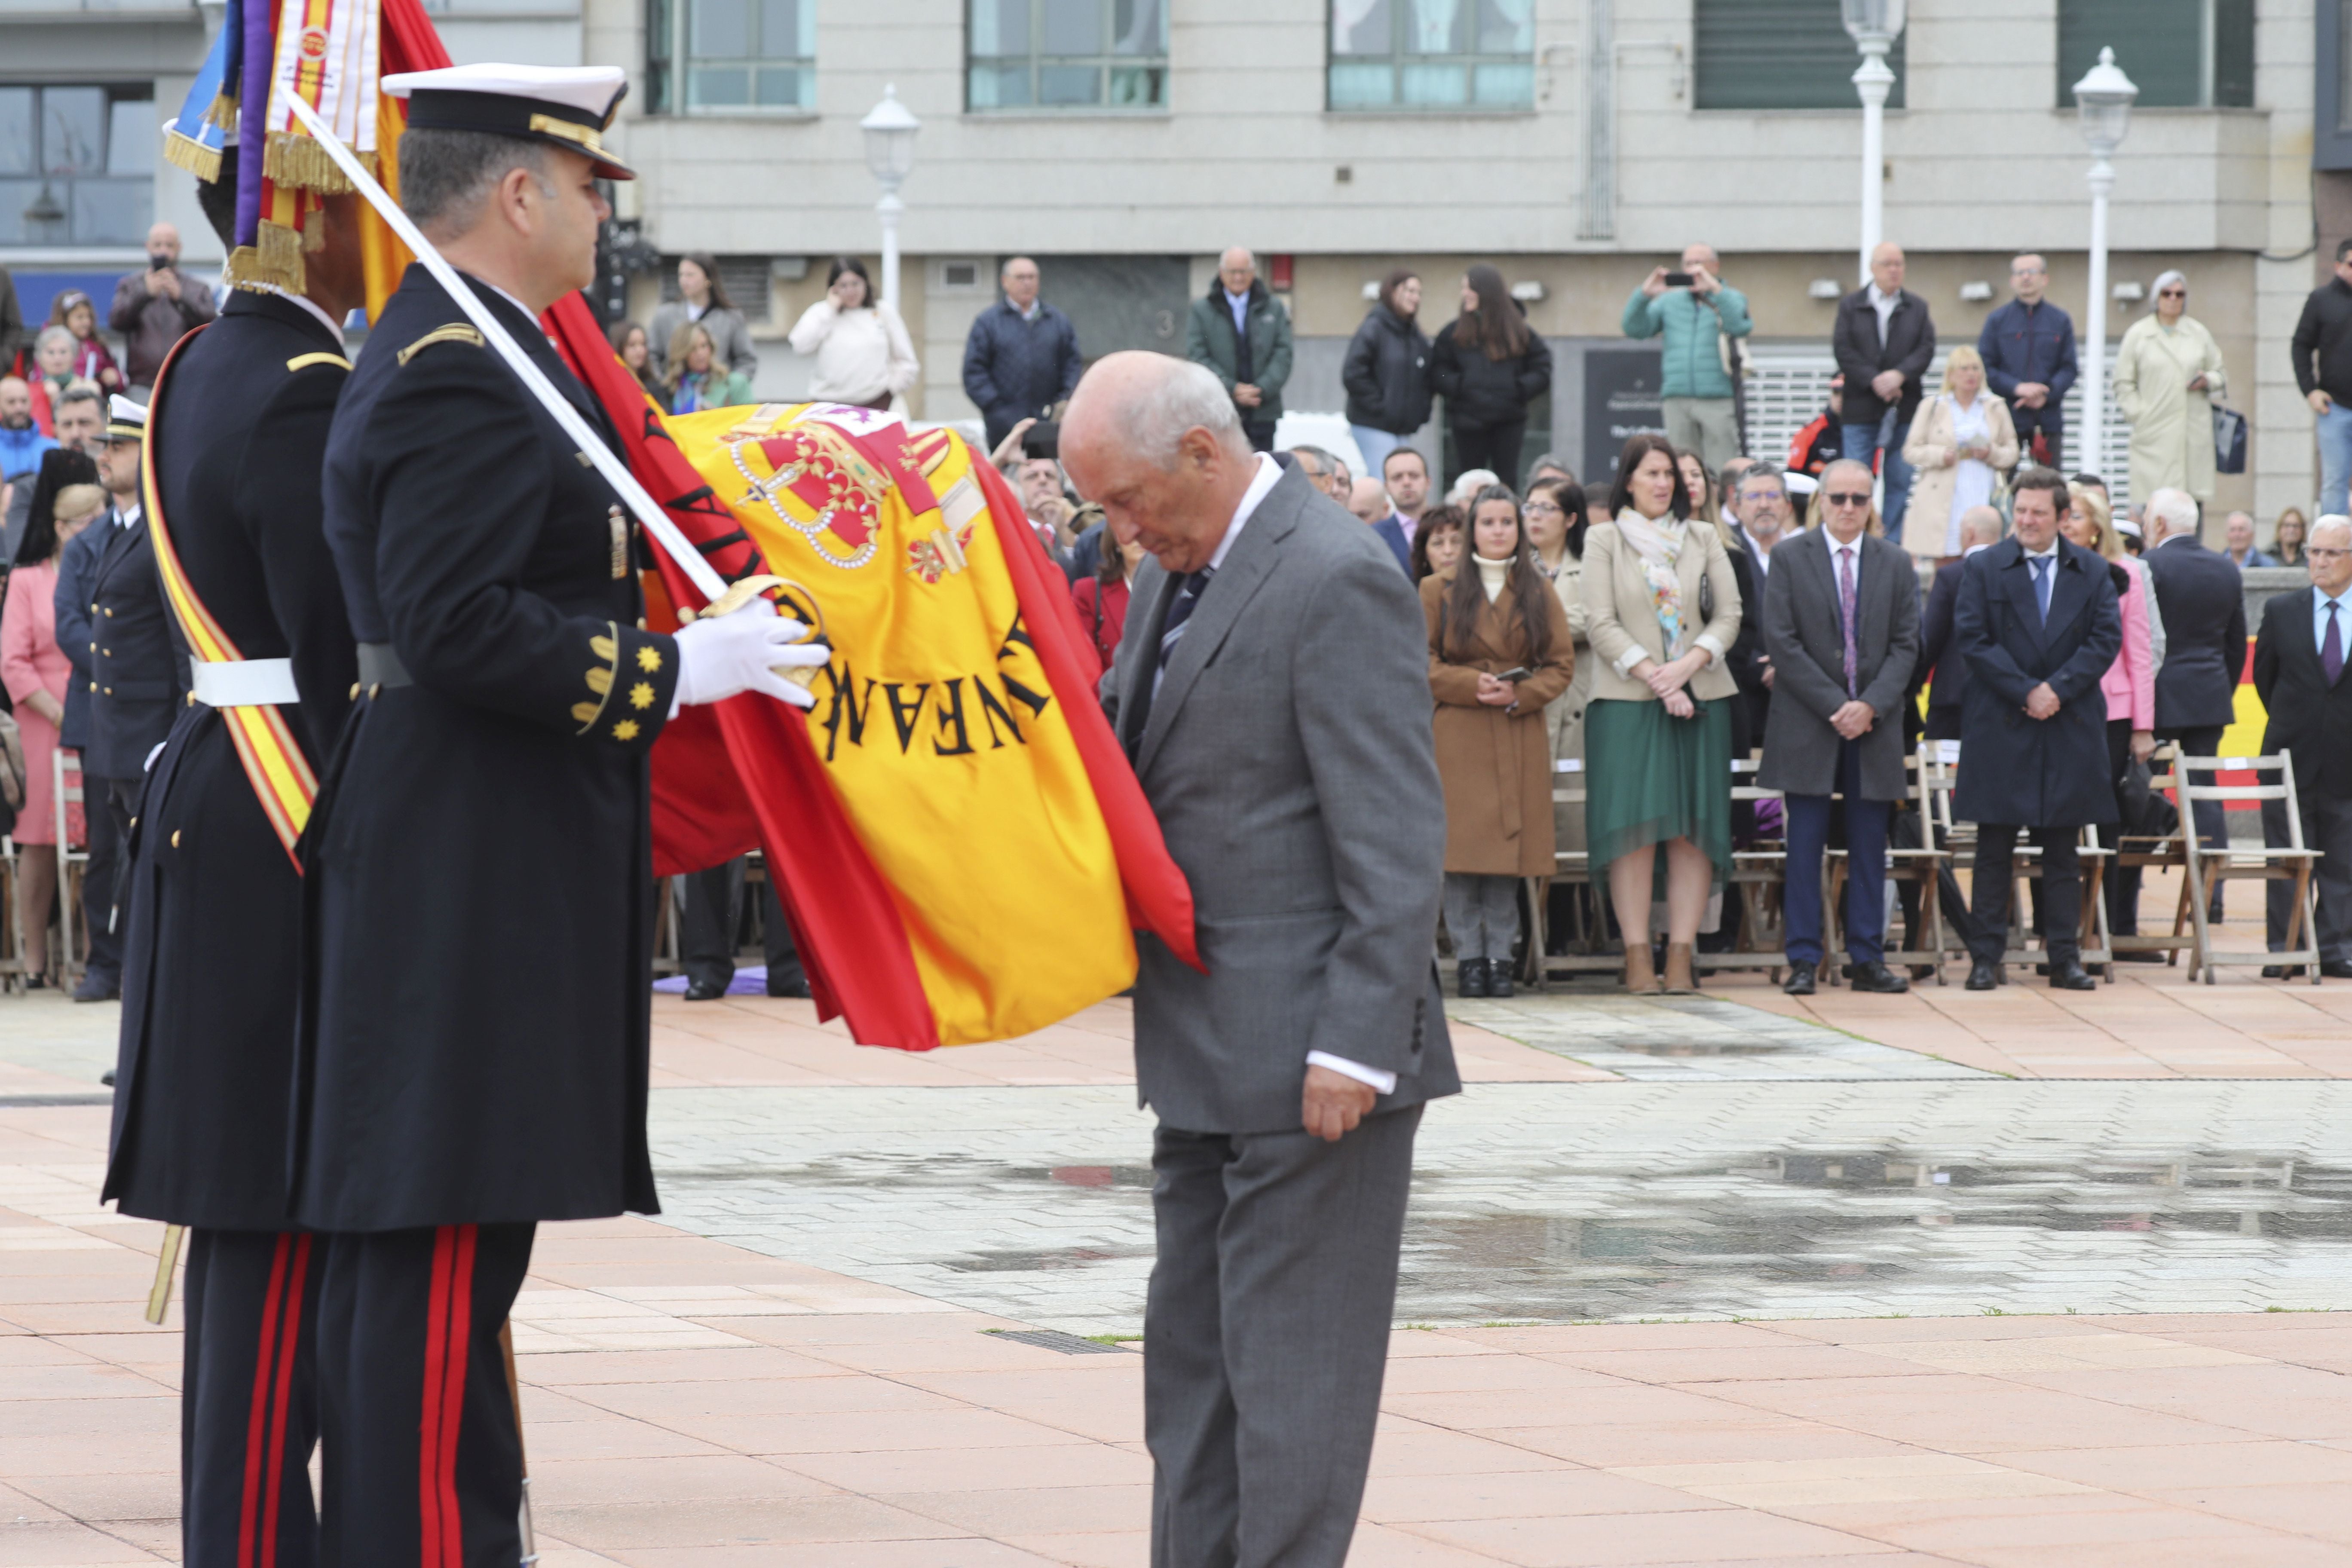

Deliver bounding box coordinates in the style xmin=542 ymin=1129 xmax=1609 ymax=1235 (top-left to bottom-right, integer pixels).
xmin=99 ymin=159 xmax=365 ymax=1567
xmin=300 ymin=63 xmax=822 ymax=1564
xmin=2250 ymin=515 xmax=2352 ymax=977
xmin=2142 ymin=485 xmax=2249 ymax=922
xmin=1952 ymin=468 xmax=2122 ymax=990
xmin=1759 ymin=459 xmax=1920 ymax=995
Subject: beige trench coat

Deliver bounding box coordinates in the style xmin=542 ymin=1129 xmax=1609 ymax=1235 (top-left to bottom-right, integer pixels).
xmin=1900 ymin=392 xmax=2019 ymax=560
xmin=1424 ymin=569 xmax=1577 ymax=876
xmin=2113 ymin=313 xmax=2227 ymax=504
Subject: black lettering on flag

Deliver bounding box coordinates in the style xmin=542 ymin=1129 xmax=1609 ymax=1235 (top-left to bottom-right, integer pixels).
xmin=934 ymin=678 xmax=977 ymax=756
xmin=884 ymin=683 xmax=933 ymax=753
xmin=999 ymin=674 xmax=1051 ymax=721
xmin=819 ymin=666 xmax=877 ymax=762
xmin=972 ymin=678 xmax=1024 ymax=747
xmin=998 ymin=613 xmax=1035 ymax=657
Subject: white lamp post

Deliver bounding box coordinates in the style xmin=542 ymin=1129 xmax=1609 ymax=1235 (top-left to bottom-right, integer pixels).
xmin=860 ymin=84 xmax=921 ymax=312
xmin=2073 ymin=46 xmax=2138 ymax=481
xmin=1842 ymin=0 xmax=1905 ymax=284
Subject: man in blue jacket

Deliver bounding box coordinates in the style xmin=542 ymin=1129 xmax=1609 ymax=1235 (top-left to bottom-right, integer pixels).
xmin=1978 ymin=254 xmax=2078 ymax=469
xmin=962 ymin=257 xmax=1084 ymax=454
xmin=1622 ymin=244 xmax=1750 ymax=472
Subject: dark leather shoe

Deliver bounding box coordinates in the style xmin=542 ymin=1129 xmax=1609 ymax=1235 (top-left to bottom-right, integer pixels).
xmin=71 ymin=973 xmax=118 ymax=1003
xmin=2262 ymin=965 xmax=2292 ymax=980
xmin=766 ymin=977 xmax=813 ymax=998
xmin=1966 ymin=960 xmax=2003 ymax=991
xmin=1846 ymin=960 xmax=1911 ymax=994
xmin=1457 ymin=958 xmax=1489 ymax=998
xmin=2322 ymin=961 xmax=2352 ymax=980
xmin=2113 ymin=949 xmax=2167 ymax=963
xmin=683 ymin=976 xmax=729 ymax=1001
xmin=1783 ymin=961 xmax=1818 ymax=996
xmin=1488 ymin=960 xmax=1515 ymax=998
xmin=2049 ymin=956 xmax=2097 ymax=990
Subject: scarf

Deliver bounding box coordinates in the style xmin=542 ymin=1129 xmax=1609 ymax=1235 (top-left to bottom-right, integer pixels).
xmin=1614 ymin=508 xmax=1689 ymax=656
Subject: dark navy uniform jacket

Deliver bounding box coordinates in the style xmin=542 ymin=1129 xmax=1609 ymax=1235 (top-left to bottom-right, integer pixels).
xmin=84 ymin=499 xmax=187 ymax=781
xmin=295 ymin=265 xmax=679 ymax=1233
xmin=103 ymin=290 xmax=359 ymax=1229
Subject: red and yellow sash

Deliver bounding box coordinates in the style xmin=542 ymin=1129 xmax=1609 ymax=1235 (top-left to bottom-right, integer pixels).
xmin=141 ymin=326 xmax=321 ymax=867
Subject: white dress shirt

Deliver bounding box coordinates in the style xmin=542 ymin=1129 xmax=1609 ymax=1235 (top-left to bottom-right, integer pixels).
xmin=1868 ymin=281 xmax=1899 ymax=340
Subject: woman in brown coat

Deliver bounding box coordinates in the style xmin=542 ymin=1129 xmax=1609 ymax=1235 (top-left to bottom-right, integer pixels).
xmin=1424 ymin=484 xmax=1576 ymax=997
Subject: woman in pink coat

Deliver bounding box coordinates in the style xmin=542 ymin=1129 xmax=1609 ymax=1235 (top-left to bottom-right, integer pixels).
xmin=2 ymin=481 xmax=105 ymax=985
xmin=2064 ymin=482 xmax=2157 ymax=944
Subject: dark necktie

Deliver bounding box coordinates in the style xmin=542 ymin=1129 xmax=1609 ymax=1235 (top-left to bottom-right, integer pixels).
xmin=2030 ymin=555 xmax=2053 ymax=623
xmin=2325 ymin=599 xmax=2344 ymax=686
xmin=1836 ymin=544 xmax=1859 ymax=698
xmin=1157 ymin=567 xmax=1215 ymax=692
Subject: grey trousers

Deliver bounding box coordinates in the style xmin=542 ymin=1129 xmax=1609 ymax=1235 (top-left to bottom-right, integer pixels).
xmin=2266 ymin=790 xmax=2352 ymax=963
xmin=1662 ymin=396 xmax=1741 ymax=472
xmin=1442 ymin=873 xmax=1518 ymax=962
xmin=1146 ymin=1103 xmax=1423 ymax=1568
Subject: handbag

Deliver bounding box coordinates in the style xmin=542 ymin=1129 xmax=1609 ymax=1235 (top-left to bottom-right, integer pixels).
xmin=2213 ymin=404 xmax=2248 ymax=475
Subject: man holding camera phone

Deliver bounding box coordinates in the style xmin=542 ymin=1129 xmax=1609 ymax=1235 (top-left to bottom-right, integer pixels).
xmin=108 ymin=222 xmax=216 ymax=395
xmin=1622 ymin=243 xmax=1751 ymax=472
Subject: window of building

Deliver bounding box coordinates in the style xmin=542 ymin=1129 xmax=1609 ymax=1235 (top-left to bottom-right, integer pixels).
xmin=1692 ymin=0 xmax=1903 ymax=110
xmin=968 ymin=0 xmax=1168 ymax=111
xmin=2057 ymin=0 xmax=2252 ymax=109
xmin=1328 ymin=0 xmax=1535 ymax=111
xmin=646 ymin=0 xmax=815 ymax=113
xmin=2321 ymin=0 xmax=2352 ymax=168
xmin=0 ymin=85 xmax=155 ymax=246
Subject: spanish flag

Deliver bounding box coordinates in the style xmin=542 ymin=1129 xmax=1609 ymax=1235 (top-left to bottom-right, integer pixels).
xmin=543 ymin=299 xmax=1198 ymax=1050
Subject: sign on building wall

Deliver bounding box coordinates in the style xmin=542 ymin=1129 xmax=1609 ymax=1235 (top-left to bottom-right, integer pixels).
xmin=1583 ymin=348 xmax=1665 ymax=480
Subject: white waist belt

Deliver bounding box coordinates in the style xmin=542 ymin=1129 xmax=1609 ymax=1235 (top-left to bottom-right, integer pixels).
xmin=190 ymin=658 xmax=299 ymax=708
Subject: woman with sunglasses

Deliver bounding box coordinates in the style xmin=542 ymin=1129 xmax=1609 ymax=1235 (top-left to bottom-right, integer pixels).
xmin=2113 ymin=270 xmax=2228 ymax=506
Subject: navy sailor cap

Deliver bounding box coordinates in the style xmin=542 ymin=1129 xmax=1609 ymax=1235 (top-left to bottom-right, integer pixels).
xmin=384 ymin=64 xmax=635 ymax=180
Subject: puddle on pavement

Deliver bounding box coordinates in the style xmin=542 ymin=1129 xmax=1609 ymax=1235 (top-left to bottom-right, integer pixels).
xmin=1607 ymin=1040 xmax=1789 ymax=1057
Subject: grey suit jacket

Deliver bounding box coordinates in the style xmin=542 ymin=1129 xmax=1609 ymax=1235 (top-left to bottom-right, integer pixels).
xmin=1104 ymin=464 xmax=1459 ymax=1135
xmin=1757 ymin=526 xmax=1920 ymax=801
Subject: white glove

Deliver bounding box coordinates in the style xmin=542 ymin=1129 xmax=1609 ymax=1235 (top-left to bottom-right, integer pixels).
xmin=671 ymin=600 xmax=830 ymax=710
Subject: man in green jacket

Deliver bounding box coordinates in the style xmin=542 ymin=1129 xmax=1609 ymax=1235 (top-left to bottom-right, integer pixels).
xmin=1622 ymin=242 xmax=1751 ymax=471
xmin=1186 ymin=247 xmax=1293 ymax=453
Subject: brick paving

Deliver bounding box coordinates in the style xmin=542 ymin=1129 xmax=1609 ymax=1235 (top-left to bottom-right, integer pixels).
xmin=6 ymin=919 xmax=2352 ymax=1566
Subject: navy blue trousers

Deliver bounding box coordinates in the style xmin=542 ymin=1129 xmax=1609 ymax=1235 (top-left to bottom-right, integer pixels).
xmin=183 ymin=1229 xmax=321 ymax=1568
xmin=1783 ymin=740 xmax=1891 ymax=968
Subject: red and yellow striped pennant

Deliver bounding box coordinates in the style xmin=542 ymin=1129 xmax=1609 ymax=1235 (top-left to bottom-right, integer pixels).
xmin=141 ymin=327 xmax=320 ymax=867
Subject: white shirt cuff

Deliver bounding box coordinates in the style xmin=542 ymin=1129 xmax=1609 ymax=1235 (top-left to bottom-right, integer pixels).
xmin=1306 ymin=1051 xmax=1397 ymax=1095
xmin=1612 ymin=643 xmax=1650 ymax=678
xmin=1694 ymin=631 xmax=1727 ymax=663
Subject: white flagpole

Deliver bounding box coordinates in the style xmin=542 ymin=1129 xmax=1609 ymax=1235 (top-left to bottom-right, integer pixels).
xmin=283 ymin=94 xmax=731 ymax=606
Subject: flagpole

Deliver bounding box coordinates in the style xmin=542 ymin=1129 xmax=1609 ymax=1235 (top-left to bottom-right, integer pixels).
xmin=282 ymin=94 xmax=731 ymax=607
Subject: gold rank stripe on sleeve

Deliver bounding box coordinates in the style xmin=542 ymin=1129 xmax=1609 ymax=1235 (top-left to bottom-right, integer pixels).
xmin=140 ymin=327 xmax=321 ymax=868
xmin=286 ymin=350 xmax=354 ymax=373
xmin=395 ymin=323 xmax=484 ymax=366
xmin=573 ymin=625 xmax=622 ymax=732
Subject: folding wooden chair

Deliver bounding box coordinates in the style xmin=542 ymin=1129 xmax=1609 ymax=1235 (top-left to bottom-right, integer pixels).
xmin=52 ymin=747 xmax=87 ymax=989
xmin=1531 ymin=757 xmax=1621 ymax=983
xmin=2108 ymin=742 xmax=2197 ymax=966
xmin=2176 ymin=751 xmax=2322 ymax=985
xmin=1695 ymin=754 xmax=1791 ymax=978
xmin=1931 ymin=741 xmax=2113 ymax=980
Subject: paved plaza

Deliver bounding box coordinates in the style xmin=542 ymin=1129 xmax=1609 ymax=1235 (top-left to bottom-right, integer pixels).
xmin=6 ymin=928 xmax=2352 ymax=1565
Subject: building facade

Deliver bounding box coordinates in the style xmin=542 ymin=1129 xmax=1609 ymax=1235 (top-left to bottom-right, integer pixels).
xmin=6 ymin=0 xmax=2343 ymax=527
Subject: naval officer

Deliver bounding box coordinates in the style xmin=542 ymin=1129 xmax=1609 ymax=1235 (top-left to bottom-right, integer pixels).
xmin=297 ymin=62 xmax=822 ymax=1562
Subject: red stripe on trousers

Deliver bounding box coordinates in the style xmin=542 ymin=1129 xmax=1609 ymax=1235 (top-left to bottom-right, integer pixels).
xmin=239 ymin=1235 xmax=293 ymax=1568
xmin=259 ymin=1236 xmax=311 ymax=1568
xmin=435 ymin=1227 xmax=477 ymax=1568
xmin=417 ymin=1228 xmax=455 ymax=1568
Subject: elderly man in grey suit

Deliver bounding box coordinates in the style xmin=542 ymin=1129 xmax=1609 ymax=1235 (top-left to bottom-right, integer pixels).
xmin=1759 ymin=459 xmax=1920 ymax=996
xmin=1063 ymin=352 xmax=1458 ymax=1568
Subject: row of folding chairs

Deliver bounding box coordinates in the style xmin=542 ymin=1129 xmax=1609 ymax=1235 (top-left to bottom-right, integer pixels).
xmin=0 ymin=748 xmax=92 ymax=992
xmin=1522 ymin=741 xmax=2323 ymax=991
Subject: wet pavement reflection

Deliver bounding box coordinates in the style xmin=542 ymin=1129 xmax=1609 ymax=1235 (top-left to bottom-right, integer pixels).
xmin=648 ymin=1081 xmax=2352 ymax=1336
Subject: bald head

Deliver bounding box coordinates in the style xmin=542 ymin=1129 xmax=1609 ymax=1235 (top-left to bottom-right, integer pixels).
xmin=1960 ymin=505 xmax=2005 ymax=548
xmin=1870 ymin=242 xmax=1905 ymax=295
xmin=1348 ymin=476 xmax=1389 ymax=525
xmin=1219 ymin=248 xmax=1256 ymax=297
xmin=1061 ymin=351 xmax=1257 ymax=574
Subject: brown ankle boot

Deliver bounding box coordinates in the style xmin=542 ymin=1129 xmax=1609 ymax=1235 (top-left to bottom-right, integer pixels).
xmin=1623 ymin=941 xmax=1657 ymax=994
xmin=1663 ymin=942 xmax=1698 ymax=994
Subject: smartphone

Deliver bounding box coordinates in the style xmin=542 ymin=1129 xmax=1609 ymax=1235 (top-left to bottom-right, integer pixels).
xmin=1021 ymin=421 xmax=1060 ymax=461
xmin=1495 ymin=666 xmax=1532 ymax=683
xmin=1663 ymin=271 xmax=1694 ymax=288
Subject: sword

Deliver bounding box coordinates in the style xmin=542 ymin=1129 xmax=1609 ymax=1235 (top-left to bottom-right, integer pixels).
xmin=281 ymin=95 xmax=731 ymax=608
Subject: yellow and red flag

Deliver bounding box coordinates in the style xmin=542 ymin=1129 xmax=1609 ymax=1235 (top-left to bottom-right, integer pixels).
xmin=544 ymin=299 xmax=1198 ymax=1050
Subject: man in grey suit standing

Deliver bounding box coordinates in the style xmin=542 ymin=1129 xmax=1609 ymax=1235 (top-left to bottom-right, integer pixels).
xmin=1063 ymin=352 xmax=1458 ymax=1568
xmin=1759 ymin=459 xmax=1920 ymax=996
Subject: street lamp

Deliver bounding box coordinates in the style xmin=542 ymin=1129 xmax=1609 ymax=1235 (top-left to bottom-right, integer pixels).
xmin=2073 ymin=46 xmax=2138 ymax=482
xmin=1842 ymin=0 xmax=1905 ymax=284
xmin=860 ymin=84 xmax=921 ymax=312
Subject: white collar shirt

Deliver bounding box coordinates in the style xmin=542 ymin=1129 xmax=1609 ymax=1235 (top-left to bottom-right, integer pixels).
xmin=2315 ymin=586 xmax=2351 ymax=655
xmin=1225 ymin=287 xmax=1251 ymax=339
xmin=1868 ymin=281 xmax=1900 ymax=340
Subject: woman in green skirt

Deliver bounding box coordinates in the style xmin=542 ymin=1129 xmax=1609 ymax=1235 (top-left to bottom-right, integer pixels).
xmin=1580 ymin=433 xmax=1743 ymax=994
